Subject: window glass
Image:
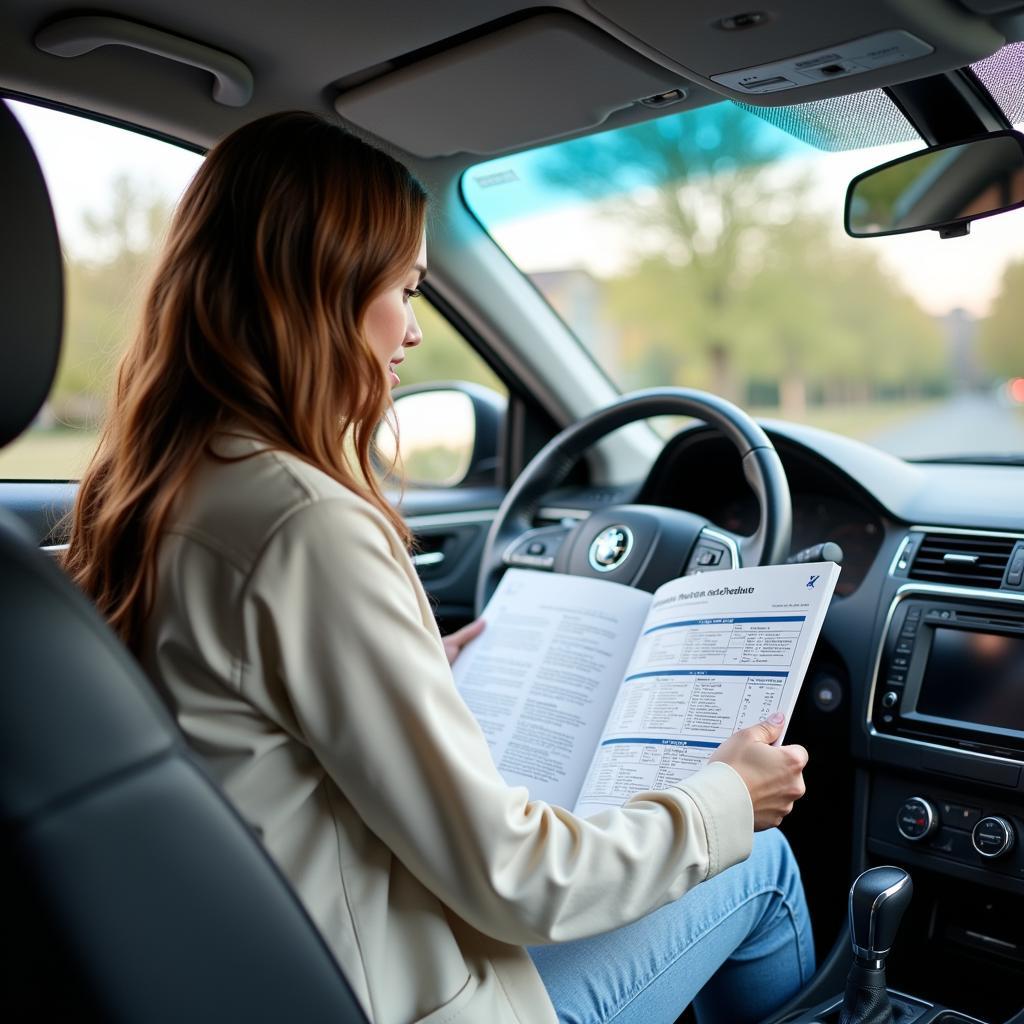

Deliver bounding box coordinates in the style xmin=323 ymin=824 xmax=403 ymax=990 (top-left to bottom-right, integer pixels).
xmin=1 ymin=101 xmax=202 ymax=480
xmin=399 ymin=300 xmax=505 ymax=394
xmin=463 ymin=65 xmax=1024 ymax=462
xmin=382 ymin=300 xmax=507 ymax=488
xmin=0 ymin=100 xmax=505 ymax=482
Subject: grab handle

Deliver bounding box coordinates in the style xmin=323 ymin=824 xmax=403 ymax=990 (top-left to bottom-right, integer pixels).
xmin=36 ymin=15 xmax=253 ymax=107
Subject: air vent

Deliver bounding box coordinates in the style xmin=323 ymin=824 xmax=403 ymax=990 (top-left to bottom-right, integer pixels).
xmin=909 ymin=533 xmax=1017 ymax=589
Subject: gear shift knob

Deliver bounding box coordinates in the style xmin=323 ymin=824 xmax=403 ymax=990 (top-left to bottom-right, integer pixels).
xmin=848 ymin=866 xmax=913 ymax=965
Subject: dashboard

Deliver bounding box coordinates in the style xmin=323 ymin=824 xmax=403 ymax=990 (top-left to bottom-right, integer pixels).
xmin=622 ymin=421 xmax=1024 ymax=1018
xmin=635 ymin=425 xmax=886 ymax=596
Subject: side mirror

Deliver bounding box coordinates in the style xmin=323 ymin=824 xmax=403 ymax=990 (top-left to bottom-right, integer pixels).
xmin=377 ymin=381 xmax=506 ymax=488
xmin=845 ymin=129 xmax=1024 ymax=239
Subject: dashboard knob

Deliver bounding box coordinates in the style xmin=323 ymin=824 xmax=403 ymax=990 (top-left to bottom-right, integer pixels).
xmin=896 ymin=797 xmax=938 ymax=842
xmin=972 ymin=816 xmax=1016 ymax=859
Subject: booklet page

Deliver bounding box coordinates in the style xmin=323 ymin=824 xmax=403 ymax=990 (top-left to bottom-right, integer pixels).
xmin=452 ymin=568 xmax=651 ymax=809
xmin=572 ymin=561 xmax=840 ymax=818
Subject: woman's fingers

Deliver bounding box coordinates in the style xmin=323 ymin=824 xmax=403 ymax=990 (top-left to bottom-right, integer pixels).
xmin=442 ymin=618 xmax=486 ymax=665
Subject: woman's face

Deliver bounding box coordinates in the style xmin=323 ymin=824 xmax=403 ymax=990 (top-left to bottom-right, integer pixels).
xmin=364 ymin=234 xmax=427 ymax=388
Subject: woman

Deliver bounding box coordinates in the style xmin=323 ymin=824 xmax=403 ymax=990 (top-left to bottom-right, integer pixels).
xmin=65 ymin=112 xmax=813 ymax=1024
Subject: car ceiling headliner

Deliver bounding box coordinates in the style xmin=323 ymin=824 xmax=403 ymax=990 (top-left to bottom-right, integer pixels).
xmin=1 ymin=1 xmax=1022 ymax=167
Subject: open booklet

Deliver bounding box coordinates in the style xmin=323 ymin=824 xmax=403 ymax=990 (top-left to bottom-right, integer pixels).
xmin=452 ymin=561 xmax=840 ymax=818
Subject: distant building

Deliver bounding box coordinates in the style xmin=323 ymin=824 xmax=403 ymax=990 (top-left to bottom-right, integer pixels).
xmin=939 ymin=307 xmax=979 ymax=391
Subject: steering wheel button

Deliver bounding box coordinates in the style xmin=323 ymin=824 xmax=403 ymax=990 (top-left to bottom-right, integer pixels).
xmin=696 ymin=548 xmax=721 ymax=566
xmin=526 ymin=541 xmax=546 ymax=555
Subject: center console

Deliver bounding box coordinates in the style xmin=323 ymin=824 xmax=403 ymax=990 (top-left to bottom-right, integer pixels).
xmin=855 ymin=572 xmax=1024 ymax=1024
xmin=866 ymin=587 xmax=1024 ymax=898
xmin=775 ymin=549 xmax=1024 ymax=1024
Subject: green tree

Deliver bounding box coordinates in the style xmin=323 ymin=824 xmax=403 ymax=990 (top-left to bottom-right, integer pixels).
xmin=537 ymin=103 xmax=797 ymax=401
xmin=536 ymin=103 xmax=949 ymax=412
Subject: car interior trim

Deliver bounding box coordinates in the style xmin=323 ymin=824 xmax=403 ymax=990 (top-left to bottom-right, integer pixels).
xmin=403 ymin=510 xmax=498 ymax=530
xmin=867 ymin=719 xmax=1024 ymax=771
xmin=403 ymin=508 xmax=602 ymax=531
xmin=907 ymin=524 xmax=1024 ymax=542
xmin=888 ymin=535 xmax=916 ymax=577
xmin=816 ymin=990 xmax=984 ymax=1024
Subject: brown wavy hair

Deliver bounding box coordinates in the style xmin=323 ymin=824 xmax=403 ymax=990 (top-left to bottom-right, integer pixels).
xmin=64 ymin=111 xmax=427 ymax=651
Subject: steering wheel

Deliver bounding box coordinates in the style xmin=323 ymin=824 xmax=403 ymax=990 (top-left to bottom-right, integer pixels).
xmin=475 ymin=388 xmax=792 ymax=615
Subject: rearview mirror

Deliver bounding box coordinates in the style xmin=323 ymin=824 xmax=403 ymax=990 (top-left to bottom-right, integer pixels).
xmin=845 ymin=129 xmax=1024 ymax=239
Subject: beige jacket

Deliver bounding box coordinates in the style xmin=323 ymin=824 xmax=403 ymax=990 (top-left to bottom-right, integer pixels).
xmin=142 ymin=435 xmax=754 ymax=1024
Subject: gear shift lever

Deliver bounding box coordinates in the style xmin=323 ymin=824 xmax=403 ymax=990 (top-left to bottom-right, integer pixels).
xmin=838 ymin=866 xmax=912 ymax=1024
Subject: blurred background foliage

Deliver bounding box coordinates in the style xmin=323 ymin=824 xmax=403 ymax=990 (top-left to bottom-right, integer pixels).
xmin=532 ymin=103 xmax=950 ymax=415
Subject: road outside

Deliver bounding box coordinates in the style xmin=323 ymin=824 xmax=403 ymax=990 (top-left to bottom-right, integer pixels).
xmin=867 ymin=392 xmax=1024 ymax=460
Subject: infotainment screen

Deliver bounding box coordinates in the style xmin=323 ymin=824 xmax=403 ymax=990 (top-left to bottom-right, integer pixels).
xmin=916 ymin=628 xmax=1024 ymax=732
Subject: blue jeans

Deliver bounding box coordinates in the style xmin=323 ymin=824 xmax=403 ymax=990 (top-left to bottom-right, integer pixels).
xmin=528 ymin=828 xmax=814 ymax=1024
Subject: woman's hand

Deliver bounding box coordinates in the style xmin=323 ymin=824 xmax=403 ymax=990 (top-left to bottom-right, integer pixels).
xmin=442 ymin=618 xmax=485 ymax=665
xmin=708 ymin=712 xmax=808 ymax=831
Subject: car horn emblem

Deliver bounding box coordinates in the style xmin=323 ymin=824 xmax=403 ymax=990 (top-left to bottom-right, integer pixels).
xmin=588 ymin=525 xmax=634 ymax=572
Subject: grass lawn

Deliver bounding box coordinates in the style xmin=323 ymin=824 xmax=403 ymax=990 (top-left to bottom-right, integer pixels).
xmin=0 ymin=430 xmax=100 ymax=481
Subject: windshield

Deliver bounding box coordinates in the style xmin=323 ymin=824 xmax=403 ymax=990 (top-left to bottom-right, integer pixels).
xmin=463 ymin=90 xmax=1024 ymax=462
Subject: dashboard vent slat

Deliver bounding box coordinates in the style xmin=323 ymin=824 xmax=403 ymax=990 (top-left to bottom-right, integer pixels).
xmin=909 ymin=533 xmax=1016 ymax=589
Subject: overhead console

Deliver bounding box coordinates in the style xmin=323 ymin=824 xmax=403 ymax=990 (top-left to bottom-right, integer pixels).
xmin=586 ymin=0 xmax=1015 ymax=104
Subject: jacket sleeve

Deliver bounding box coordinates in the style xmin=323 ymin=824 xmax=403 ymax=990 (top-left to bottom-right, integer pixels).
xmin=244 ymin=496 xmax=753 ymax=946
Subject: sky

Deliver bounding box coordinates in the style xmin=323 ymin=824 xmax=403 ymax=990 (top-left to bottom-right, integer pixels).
xmin=12 ymin=95 xmax=1024 ymax=319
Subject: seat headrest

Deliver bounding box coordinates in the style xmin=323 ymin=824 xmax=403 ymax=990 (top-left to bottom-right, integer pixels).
xmin=0 ymin=100 xmax=63 ymax=448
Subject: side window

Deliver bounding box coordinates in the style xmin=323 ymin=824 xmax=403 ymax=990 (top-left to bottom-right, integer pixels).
xmin=383 ymin=300 xmax=508 ymax=489
xmin=0 ymin=100 xmax=506 ymax=489
xmin=0 ymin=100 xmax=202 ymax=480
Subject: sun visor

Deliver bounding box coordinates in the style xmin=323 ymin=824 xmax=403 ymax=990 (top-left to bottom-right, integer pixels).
xmin=334 ymin=13 xmax=691 ymax=157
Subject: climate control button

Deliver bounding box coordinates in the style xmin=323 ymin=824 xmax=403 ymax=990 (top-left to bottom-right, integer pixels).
xmin=897 ymin=797 xmax=938 ymax=842
xmin=972 ymin=816 xmax=1016 ymax=859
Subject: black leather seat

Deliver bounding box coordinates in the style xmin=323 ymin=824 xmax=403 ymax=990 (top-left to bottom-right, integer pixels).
xmin=0 ymin=99 xmax=369 ymax=1023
